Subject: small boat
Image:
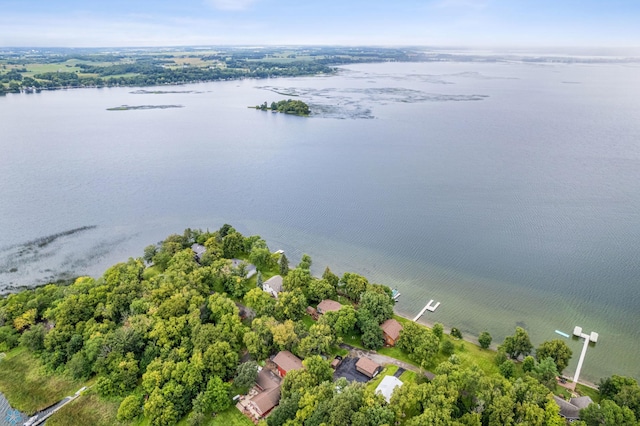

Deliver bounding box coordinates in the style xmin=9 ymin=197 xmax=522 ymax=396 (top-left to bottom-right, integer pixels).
xmin=391 ymin=288 xmax=401 ymax=301
xmin=555 ymin=330 xmax=570 ymax=338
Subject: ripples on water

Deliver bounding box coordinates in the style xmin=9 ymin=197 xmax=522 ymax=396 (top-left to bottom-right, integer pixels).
xmin=0 ymin=61 xmax=639 ymax=381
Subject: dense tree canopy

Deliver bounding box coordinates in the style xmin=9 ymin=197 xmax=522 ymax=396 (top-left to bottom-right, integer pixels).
xmin=0 ymin=225 xmax=624 ymax=426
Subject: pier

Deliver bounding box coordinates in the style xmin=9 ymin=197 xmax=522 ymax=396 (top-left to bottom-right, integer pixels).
xmin=413 ymin=299 xmax=441 ymax=321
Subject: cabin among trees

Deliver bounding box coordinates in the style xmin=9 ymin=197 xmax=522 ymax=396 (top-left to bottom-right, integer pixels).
xmin=272 ymin=350 xmax=303 ymax=378
xmin=380 ymin=318 xmax=403 ymax=346
xmin=316 ymin=299 xmax=342 ymax=315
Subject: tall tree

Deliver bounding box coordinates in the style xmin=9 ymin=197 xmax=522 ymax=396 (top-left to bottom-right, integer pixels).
xmin=500 ymin=327 xmax=533 ymax=360
xmin=279 ymin=253 xmax=290 ymax=276
xmin=536 ymin=339 xmax=572 ymax=373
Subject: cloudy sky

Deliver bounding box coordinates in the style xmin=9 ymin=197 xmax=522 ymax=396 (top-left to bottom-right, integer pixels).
xmin=1 ymin=0 xmax=639 ymax=48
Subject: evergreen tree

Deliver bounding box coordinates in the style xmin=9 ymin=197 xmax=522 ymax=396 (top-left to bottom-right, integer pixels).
xmin=279 ymin=253 xmax=290 ymax=276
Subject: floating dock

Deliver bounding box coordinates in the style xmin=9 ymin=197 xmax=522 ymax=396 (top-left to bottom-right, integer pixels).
xmin=413 ymin=299 xmax=441 ymax=321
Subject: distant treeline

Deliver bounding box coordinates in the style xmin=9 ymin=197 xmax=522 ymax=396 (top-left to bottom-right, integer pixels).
xmin=0 ymin=46 xmax=431 ymax=93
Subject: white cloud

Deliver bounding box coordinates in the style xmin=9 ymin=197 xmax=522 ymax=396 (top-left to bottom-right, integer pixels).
xmin=204 ymin=0 xmax=259 ymax=11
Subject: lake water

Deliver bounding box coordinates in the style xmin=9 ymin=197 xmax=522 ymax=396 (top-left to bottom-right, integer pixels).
xmin=1 ymin=61 xmax=639 ymax=382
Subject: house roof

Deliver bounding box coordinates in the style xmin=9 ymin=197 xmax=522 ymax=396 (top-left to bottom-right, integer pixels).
xmin=250 ymin=386 xmax=281 ymax=415
xmin=264 ymin=275 xmax=283 ymax=293
xmin=231 ymin=258 xmax=257 ymax=273
xmin=191 ymin=244 xmax=206 ymax=257
xmin=256 ymin=368 xmax=280 ymax=391
xmin=375 ymin=375 xmax=403 ymax=403
xmin=273 ymin=350 xmax=303 ymax=373
xmin=380 ymin=318 xmax=403 ymax=341
xmin=317 ymin=299 xmax=342 ymax=313
xmin=355 ymin=357 xmax=381 ymax=377
xmin=553 ymin=396 xmax=581 ymax=420
xmin=570 ymin=396 xmax=594 ymax=409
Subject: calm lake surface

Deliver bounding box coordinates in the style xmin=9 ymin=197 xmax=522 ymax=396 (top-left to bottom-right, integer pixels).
xmin=1 ymin=61 xmax=639 ymax=382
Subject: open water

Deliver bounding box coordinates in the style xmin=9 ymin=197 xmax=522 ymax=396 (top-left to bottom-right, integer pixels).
xmin=1 ymin=61 xmax=639 ymax=382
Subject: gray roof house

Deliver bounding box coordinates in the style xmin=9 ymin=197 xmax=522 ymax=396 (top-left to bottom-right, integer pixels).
xmin=263 ymin=275 xmax=284 ymax=298
xmin=231 ymin=258 xmax=257 ymax=278
xmin=191 ymin=244 xmax=207 ymax=262
xmin=553 ymin=395 xmax=594 ymax=421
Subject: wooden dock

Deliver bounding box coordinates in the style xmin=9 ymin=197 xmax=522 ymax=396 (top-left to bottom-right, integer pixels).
xmin=413 ymin=299 xmax=441 ymax=321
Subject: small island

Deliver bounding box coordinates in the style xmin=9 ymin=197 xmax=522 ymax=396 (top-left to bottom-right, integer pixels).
xmin=250 ymin=99 xmax=310 ymax=116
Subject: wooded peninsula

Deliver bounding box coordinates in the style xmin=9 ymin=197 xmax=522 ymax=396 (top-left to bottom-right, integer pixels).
xmin=0 ymin=225 xmax=638 ymax=426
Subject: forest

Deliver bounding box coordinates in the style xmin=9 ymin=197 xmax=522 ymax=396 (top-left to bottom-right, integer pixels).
xmin=0 ymin=225 xmax=639 ymax=426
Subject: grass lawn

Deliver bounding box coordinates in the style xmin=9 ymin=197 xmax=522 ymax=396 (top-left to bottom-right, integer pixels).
xmin=173 ymin=406 xmax=252 ymax=426
xmin=398 ymin=369 xmax=418 ymax=383
xmin=576 ymin=383 xmax=601 ymax=402
xmin=0 ymin=347 xmax=82 ymax=415
xmin=365 ymin=365 xmax=399 ymax=392
xmin=47 ymin=390 xmax=122 ymax=426
xmin=209 ymin=406 xmax=253 ymax=426
xmin=377 ymin=346 xmax=419 ymax=368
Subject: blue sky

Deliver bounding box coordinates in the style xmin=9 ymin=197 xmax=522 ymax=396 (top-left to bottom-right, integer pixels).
xmin=1 ymin=0 xmax=639 ymax=48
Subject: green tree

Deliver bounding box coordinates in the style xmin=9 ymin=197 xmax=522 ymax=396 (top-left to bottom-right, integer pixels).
xmin=432 ymin=323 xmax=444 ymax=339
xmin=206 ymin=376 xmax=232 ymax=413
xmin=522 ymin=355 xmax=536 ymax=373
xmin=358 ymin=290 xmax=393 ymax=325
xmin=360 ymin=317 xmax=385 ymax=350
xmin=320 ymin=305 xmax=357 ymax=336
xmin=599 ymin=375 xmax=639 ymax=399
xmin=500 ymin=327 xmax=533 ymax=359
xmin=322 ymin=266 xmax=339 ymax=288
xmin=144 ymin=388 xmax=179 ymax=426
xmin=340 ymin=272 xmax=369 ymax=302
xmin=279 ymin=253 xmax=290 ymax=276
xmin=580 ymin=399 xmax=637 ymax=426
xmin=244 ymin=287 xmax=276 ymax=318
xmin=282 ymin=268 xmax=312 ymax=292
xmin=19 ymin=323 xmax=46 ymax=351
xmin=532 ymin=357 xmax=559 ymax=390
xmin=499 ymin=360 xmax=516 ymax=378
xmin=298 ymin=323 xmax=335 ymax=357
xmin=302 ymin=355 xmax=333 ymax=384
xmin=250 ymin=247 xmax=275 ymax=272
xmin=441 ymin=339 xmax=455 ymax=356
xmin=144 ymin=244 xmax=158 ymax=264
xmin=234 ymin=361 xmax=259 ymax=390
xmin=117 ymin=394 xmax=143 ymax=422
xmin=306 ymin=278 xmax=336 ymax=303
xmin=222 ymin=232 xmax=245 ymax=258
xmin=478 ymin=331 xmax=492 ymax=349
xmin=297 ymin=254 xmax=312 ymax=270
xmin=536 ymin=339 xmax=572 ymax=373
xmin=275 ymin=289 xmax=307 ymax=321
xmin=270 ymin=319 xmax=299 ymax=351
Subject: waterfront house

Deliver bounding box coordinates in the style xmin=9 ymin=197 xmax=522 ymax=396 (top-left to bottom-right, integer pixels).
xmin=380 ymin=318 xmax=403 ymax=347
xmin=263 ymin=275 xmax=284 ymax=298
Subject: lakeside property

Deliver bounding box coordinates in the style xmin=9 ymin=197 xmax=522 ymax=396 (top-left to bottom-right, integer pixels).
xmin=1 ymin=225 xmax=635 ymax=425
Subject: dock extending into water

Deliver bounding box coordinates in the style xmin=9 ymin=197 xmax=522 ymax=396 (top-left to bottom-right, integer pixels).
xmin=413 ymin=299 xmax=441 ymax=321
